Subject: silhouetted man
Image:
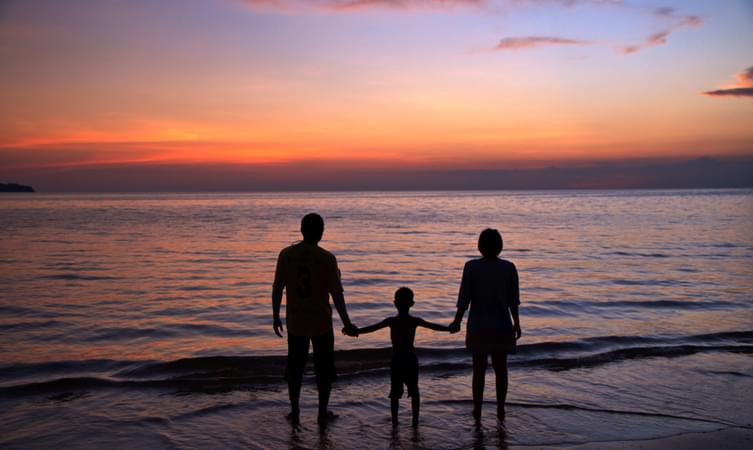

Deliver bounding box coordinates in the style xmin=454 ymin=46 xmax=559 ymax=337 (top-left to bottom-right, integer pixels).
xmin=272 ymin=213 xmax=357 ymax=426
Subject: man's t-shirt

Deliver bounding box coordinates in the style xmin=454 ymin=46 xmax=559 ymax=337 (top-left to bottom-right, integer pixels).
xmin=273 ymin=242 xmax=343 ymax=337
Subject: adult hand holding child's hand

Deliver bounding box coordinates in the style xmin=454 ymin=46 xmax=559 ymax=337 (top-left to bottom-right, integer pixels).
xmin=342 ymin=323 xmax=359 ymax=337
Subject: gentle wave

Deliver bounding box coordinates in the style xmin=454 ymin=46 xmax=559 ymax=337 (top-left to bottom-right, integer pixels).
xmin=2 ymin=330 xmax=750 ymax=394
xmin=523 ymin=299 xmax=746 ymax=316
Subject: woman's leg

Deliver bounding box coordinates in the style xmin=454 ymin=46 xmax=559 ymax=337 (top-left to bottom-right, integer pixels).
xmin=491 ymin=351 xmax=509 ymax=417
xmin=472 ymin=352 xmax=488 ymax=420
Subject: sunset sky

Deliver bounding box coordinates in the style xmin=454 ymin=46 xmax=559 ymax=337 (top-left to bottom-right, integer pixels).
xmin=1 ymin=0 xmax=752 ymax=190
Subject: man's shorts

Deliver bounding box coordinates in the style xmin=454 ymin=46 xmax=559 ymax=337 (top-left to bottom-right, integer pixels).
xmin=285 ymin=330 xmax=336 ymax=387
xmin=389 ymin=352 xmax=419 ymax=399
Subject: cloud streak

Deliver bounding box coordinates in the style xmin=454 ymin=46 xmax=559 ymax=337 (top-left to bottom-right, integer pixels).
xmin=704 ymin=66 xmax=753 ymax=98
xmin=240 ymin=0 xmax=647 ymax=13
xmin=241 ymin=0 xmax=703 ymax=56
xmin=494 ymin=36 xmax=591 ymax=50
xmin=241 ymin=0 xmax=488 ymax=12
xmin=619 ymin=7 xmax=702 ymax=54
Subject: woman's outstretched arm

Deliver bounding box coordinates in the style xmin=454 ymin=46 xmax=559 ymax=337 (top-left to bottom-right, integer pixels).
xmin=510 ymin=305 xmax=521 ymax=339
xmin=510 ymin=262 xmax=521 ymax=339
xmin=450 ymin=307 xmax=466 ymax=332
xmin=451 ymin=262 xmax=472 ymax=332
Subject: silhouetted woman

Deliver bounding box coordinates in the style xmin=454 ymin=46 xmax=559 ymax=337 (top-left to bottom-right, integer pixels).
xmin=450 ymin=229 xmax=521 ymax=420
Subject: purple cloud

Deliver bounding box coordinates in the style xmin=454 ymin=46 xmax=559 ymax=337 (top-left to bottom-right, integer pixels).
xmin=495 ymin=36 xmax=591 ymax=50
xmin=619 ymin=6 xmax=703 ymax=55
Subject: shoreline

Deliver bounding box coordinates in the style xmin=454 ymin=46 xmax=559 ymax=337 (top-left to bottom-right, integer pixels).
xmin=512 ymin=427 xmax=753 ymax=450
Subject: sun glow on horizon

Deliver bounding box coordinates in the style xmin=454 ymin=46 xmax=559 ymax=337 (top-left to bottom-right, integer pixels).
xmin=1 ymin=0 xmax=752 ymax=189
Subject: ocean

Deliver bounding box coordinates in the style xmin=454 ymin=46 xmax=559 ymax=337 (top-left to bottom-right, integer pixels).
xmin=1 ymin=190 xmax=752 ymax=449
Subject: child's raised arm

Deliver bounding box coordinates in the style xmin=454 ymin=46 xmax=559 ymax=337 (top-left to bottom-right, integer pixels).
xmin=357 ymin=318 xmax=390 ymax=335
xmin=417 ymin=318 xmax=452 ymax=332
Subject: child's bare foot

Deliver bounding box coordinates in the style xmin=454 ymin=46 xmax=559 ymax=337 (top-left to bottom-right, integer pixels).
xmin=497 ymin=406 xmax=506 ymax=420
xmin=472 ymin=408 xmax=482 ymax=422
xmin=411 ymin=417 xmax=419 ymax=428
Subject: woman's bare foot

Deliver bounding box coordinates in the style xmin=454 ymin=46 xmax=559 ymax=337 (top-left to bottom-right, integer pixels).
xmin=317 ymin=410 xmax=337 ymax=427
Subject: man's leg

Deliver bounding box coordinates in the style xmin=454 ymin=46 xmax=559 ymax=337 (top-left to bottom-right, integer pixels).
xmin=286 ymin=334 xmax=309 ymax=423
xmin=311 ymin=330 xmax=335 ymax=425
xmin=472 ymin=352 xmax=488 ymax=420
xmin=491 ymin=351 xmax=509 ymax=418
xmin=390 ymin=397 xmax=399 ymax=427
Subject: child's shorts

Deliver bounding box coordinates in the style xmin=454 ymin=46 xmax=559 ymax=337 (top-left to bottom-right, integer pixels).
xmin=390 ymin=352 xmax=419 ymax=399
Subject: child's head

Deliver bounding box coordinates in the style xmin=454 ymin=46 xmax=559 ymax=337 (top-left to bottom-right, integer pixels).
xmin=394 ymin=287 xmax=415 ymax=312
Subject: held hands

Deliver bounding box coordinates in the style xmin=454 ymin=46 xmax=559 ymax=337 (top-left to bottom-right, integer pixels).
xmin=273 ymin=317 xmax=284 ymax=337
xmin=342 ymin=322 xmax=359 ymax=337
xmin=449 ymin=320 xmax=461 ymax=334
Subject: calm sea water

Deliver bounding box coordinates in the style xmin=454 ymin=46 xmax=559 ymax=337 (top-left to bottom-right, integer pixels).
xmin=1 ymin=190 xmax=752 ymax=449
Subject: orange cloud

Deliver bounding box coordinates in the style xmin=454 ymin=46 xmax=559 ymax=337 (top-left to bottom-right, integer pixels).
xmin=704 ymin=66 xmax=753 ymax=98
xmin=241 ymin=0 xmax=487 ymax=13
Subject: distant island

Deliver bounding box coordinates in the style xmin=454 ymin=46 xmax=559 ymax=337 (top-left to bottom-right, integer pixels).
xmin=0 ymin=183 xmax=35 ymax=192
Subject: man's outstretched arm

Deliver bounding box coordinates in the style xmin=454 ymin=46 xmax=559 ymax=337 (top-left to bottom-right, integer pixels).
xmin=332 ymin=290 xmax=357 ymax=336
xmin=272 ymin=251 xmax=286 ymax=337
xmin=272 ymin=286 xmax=284 ymax=337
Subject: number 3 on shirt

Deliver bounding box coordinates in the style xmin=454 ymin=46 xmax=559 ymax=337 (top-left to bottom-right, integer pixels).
xmin=297 ymin=266 xmax=311 ymax=298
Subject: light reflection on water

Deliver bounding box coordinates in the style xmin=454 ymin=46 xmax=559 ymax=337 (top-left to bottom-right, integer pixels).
xmin=1 ymin=190 xmax=752 ymax=448
xmin=1 ymin=190 xmax=752 ymax=363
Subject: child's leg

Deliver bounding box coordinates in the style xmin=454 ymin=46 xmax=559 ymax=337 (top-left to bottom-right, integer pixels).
xmin=411 ymin=391 xmax=420 ymax=427
xmin=391 ymin=397 xmax=399 ymax=426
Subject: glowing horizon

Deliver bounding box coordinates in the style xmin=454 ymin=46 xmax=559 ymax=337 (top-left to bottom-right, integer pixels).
xmin=1 ymin=0 xmax=752 ymax=189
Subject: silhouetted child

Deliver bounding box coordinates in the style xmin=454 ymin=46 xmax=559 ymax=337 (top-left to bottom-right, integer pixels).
xmin=355 ymin=287 xmax=454 ymax=427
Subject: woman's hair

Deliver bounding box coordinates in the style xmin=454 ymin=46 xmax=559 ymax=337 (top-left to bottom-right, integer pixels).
xmin=478 ymin=228 xmax=503 ymax=257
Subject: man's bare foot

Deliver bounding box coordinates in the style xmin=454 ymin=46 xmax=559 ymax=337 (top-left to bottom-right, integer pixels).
xmin=497 ymin=406 xmax=506 ymax=420
xmin=472 ymin=408 xmax=482 ymax=422
xmin=286 ymin=411 xmax=300 ymax=426
xmin=411 ymin=417 xmax=419 ymax=428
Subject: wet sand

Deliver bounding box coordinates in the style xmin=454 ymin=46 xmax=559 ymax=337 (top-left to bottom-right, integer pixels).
xmin=514 ymin=427 xmax=753 ymax=450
